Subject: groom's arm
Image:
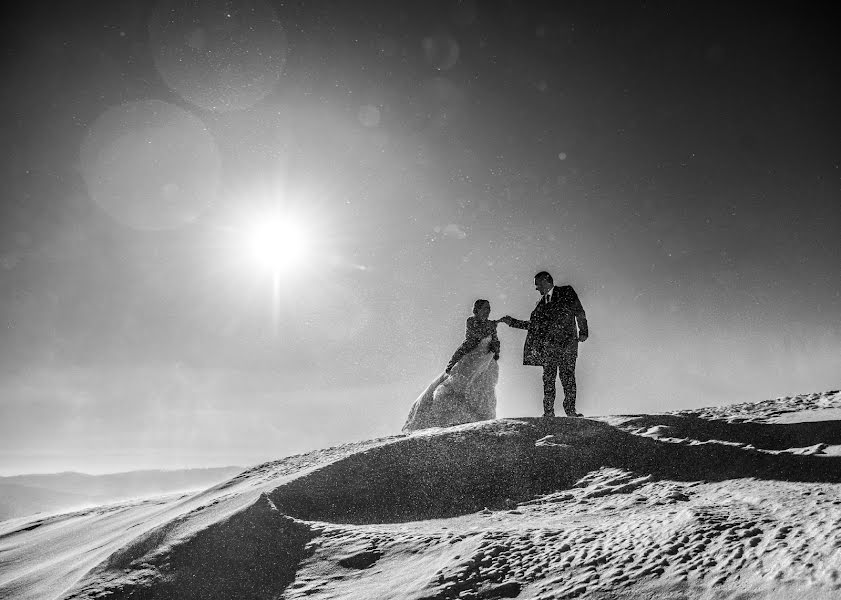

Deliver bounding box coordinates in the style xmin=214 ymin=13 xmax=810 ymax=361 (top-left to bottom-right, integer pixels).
xmin=569 ymin=288 xmax=588 ymax=341
xmin=501 ymin=315 xmax=529 ymax=330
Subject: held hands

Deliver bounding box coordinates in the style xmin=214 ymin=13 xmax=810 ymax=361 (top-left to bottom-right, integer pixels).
xmin=498 ymin=315 xmax=514 ymax=326
xmin=578 ymin=332 xmax=588 ymax=342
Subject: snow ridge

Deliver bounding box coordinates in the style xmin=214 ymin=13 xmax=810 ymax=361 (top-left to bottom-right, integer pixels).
xmin=1 ymin=390 xmax=840 ymax=600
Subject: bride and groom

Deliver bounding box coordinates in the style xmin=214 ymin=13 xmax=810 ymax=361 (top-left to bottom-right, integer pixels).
xmin=403 ymin=271 xmax=589 ymax=432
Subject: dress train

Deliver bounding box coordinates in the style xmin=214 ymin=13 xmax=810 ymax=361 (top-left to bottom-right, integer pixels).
xmin=403 ymin=336 xmax=499 ymax=432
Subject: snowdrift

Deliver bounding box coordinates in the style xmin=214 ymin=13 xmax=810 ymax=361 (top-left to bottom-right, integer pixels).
xmin=2 ymin=390 xmax=840 ymax=600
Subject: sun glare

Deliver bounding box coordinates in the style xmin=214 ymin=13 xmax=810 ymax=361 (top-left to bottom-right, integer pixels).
xmin=246 ymin=216 xmax=311 ymax=274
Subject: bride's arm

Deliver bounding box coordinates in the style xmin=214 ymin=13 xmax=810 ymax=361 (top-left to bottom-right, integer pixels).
xmin=445 ymin=318 xmax=481 ymax=373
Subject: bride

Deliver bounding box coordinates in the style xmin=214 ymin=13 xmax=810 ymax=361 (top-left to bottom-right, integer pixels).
xmin=403 ymin=299 xmax=501 ymax=432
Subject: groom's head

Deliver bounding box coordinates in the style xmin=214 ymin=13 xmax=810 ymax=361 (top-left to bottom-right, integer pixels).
xmin=534 ymin=271 xmax=553 ymax=295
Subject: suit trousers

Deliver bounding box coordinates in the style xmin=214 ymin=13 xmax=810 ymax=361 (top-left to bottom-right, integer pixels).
xmin=541 ymin=341 xmax=578 ymax=415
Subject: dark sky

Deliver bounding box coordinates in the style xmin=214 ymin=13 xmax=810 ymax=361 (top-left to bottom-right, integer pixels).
xmin=1 ymin=0 xmax=839 ymax=474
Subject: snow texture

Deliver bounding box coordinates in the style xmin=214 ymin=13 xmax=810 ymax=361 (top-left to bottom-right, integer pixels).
xmin=1 ymin=390 xmax=841 ymax=600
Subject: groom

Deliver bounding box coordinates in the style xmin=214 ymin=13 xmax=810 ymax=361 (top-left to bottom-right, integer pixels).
xmin=501 ymin=271 xmax=588 ymax=417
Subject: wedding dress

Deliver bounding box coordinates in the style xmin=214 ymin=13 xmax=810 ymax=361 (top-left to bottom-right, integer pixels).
xmin=403 ymin=335 xmax=499 ymax=432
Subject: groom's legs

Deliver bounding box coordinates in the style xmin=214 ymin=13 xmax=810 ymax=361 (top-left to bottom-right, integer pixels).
xmin=541 ymin=363 xmax=560 ymax=415
xmin=559 ymin=342 xmax=579 ymax=415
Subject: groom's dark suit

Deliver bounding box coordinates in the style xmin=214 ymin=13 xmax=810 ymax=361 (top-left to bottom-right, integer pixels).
xmin=507 ymin=285 xmax=588 ymax=415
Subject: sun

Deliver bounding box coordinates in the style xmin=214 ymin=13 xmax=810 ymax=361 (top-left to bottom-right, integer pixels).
xmin=245 ymin=215 xmax=312 ymax=274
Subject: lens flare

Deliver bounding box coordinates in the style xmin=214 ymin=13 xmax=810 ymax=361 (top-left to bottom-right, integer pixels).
xmin=149 ymin=0 xmax=287 ymax=112
xmin=80 ymin=100 xmax=221 ymax=230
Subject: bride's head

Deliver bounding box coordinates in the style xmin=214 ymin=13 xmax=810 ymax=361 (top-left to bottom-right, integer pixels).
xmin=472 ymin=299 xmax=491 ymax=321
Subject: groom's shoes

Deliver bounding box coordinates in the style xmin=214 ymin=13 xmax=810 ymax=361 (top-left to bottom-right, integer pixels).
xmin=542 ymin=412 xmax=555 ymax=418
xmin=565 ymin=411 xmax=583 ymax=417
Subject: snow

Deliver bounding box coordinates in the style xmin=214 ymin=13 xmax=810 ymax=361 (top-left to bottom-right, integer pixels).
xmin=1 ymin=390 xmax=840 ymax=599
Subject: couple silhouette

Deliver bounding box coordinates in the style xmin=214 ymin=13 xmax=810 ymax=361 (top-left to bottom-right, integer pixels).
xmin=403 ymin=271 xmax=589 ymax=432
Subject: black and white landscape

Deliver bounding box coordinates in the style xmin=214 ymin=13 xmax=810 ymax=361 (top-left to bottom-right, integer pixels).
xmin=1 ymin=1 xmax=839 ymax=599
xmin=2 ymin=390 xmax=840 ymax=600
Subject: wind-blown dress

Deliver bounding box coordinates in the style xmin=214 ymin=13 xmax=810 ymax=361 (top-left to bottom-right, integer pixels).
xmin=403 ymin=319 xmax=500 ymax=432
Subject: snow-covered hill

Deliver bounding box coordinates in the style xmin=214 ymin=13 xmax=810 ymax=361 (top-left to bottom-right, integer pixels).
xmin=1 ymin=390 xmax=840 ymax=600
xmin=0 ymin=467 xmax=243 ymax=522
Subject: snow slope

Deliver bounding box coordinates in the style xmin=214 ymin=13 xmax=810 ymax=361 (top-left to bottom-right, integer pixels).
xmin=2 ymin=390 xmax=840 ymax=600
xmin=0 ymin=467 xmax=243 ymax=522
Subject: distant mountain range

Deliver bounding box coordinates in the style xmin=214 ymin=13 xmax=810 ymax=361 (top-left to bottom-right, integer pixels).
xmin=0 ymin=467 xmax=244 ymax=522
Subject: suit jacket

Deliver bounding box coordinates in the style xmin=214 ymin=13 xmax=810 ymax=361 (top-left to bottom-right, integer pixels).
xmin=508 ymin=285 xmax=588 ymax=365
